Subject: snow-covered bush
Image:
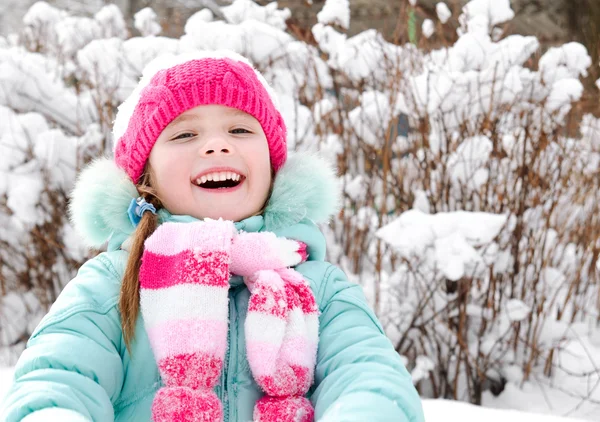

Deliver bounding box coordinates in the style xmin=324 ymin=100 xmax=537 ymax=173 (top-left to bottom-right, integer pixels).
xmin=1 ymin=0 xmax=598 ymax=411
xmin=318 ymin=0 xmax=600 ymax=406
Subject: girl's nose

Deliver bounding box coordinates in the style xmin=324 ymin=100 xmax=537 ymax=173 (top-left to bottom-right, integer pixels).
xmin=200 ymin=137 xmax=234 ymax=157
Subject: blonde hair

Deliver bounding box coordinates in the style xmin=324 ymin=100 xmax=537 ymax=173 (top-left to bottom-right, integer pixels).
xmin=119 ymin=170 xmax=161 ymax=354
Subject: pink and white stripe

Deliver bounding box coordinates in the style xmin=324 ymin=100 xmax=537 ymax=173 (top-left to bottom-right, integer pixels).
xmin=140 ymin=220 xmax=236 ymax=421
xmin=230 ymin=232 xmax=318 ymax=420
xmin=230 ymin=231 xmax=307 ymax=276
xmin=138 ymin=220 xmax=318 ymax=422
xmin=245 ymin=268 xmax=319 ymax=399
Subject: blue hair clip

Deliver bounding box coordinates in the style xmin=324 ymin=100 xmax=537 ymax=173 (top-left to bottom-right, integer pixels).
xmin=127 ymin=197 xmax=157 ymax=227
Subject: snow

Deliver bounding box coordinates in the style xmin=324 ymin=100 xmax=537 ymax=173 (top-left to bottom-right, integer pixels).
xmin=0 ymin=48 xmax=97 ymax=133
xmin=545 ymin=78 xmax=584 ymax=112
xmin=317 ymin=0 xmax=350 ymax=30
xmin=0 ymin=293 xmax=31 ymax=346
xmin=313 ymin=97 xmax=337 ymax=124
xmin=436 ymin=2 xmax=452 ymax=24
xmin=462 ymin=0 xmax=515 ymax=29
xmin=410 ymin=69 xmax=454 ymax=114
xmin=181 ymin=18 xmax=294 ymax=63
xmin=425 ymin=399 xmax=588 ymax=422
xmin=322 ymin=29 xmax=403 ymax=83
xmin=376 ymin=209 xmax=507 ymax=256
xmin=221 ymin=0 xmax=291 ymax=31
xmin=22 ymin=2 xmax=64 ymax=28
xmin=134 ymin=7 xmax=162 ymax=37
xmin=57 ymin=16 xmax=104 ymax=57
xmin=348 ymin=90 xmax=392 ymax=146
xmin=76 ymin=37 xmax=134 ymax=102
xmin=450 ymin=32 xmax=494 ymax=70
xmin=412 ymin=190 xmax=431 ymax=214
xmin=422 ymin=19 xmax=435 ymax=39
xmin=0 ymin=107 xmax=28 ymax=172
xmin=6 ymin=173 xmax=44 ymax=227
xmin=344 ymin=175 xmax=366 ymax=201
xmin=312 ymin=23 xmax=347 ymax=56
xmin=185 ymin=9 xmax=215 ymax=33
xmin=539 ymin=43 xmax=592 ymax=82
xmin=447 ymin=135 xmax=493 ymax=189
xmin=484 ymin=341 xmax=600 ymax=419
xmin=505 ymin=299 xmax=530 ymax=322
xmin=0 ymin=367 xmax=14 ymax=401
xmin=492 ymin=35 xmax=540 ymax=68
xmin=435 ymin=231 xmax=485 ymax=280
xmin=412 ymin=355 xmax=435 ymax=383
xmin=94 ymin=4 xmax=128 ymax=39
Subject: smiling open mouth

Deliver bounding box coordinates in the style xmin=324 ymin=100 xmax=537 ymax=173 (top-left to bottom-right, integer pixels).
xmin=199 ymin=179 xmax=242 ymax=189
xmin=194 ymin=172 xmax=244 ymax=190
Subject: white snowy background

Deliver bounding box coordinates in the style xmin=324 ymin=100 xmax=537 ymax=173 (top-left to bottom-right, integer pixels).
xmin=1 ymin=0 xmax=599 ymax=421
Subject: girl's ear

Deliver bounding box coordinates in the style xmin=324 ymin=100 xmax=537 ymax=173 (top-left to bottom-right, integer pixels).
xmin=264 ymin=152 xmax=342 ymax=232
xmin=69 ymin=157 xmax=138 ymax=248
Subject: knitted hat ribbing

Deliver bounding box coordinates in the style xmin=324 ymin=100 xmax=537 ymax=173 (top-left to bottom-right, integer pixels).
xmin=113 ymin=50 xmax=287 ymax=183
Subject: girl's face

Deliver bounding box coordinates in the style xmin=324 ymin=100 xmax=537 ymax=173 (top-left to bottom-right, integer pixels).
xmin=148 ymin=105 xmax=272 ymax=221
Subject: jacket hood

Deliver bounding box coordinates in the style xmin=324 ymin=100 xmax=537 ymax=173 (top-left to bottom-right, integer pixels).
xmin=68 ymin=152 xmax=341 ymax=257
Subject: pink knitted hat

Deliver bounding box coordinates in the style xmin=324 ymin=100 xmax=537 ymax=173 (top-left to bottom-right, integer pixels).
xmin=112 ymin=50 xmax=287 ymax=183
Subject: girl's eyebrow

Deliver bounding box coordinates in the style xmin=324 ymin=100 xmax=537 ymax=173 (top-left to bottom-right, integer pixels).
xmin=231 ymin=109 xmax=250 ymax=118
xmin=228 ymin=109 xmax=256 ymax=122
xmin=166 ymin=109 xmax=255 ymax=129
xmin=166 ymin=113 xmax=200 ymax=129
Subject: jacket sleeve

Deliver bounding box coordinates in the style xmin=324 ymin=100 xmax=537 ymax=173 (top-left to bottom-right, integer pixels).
xmin=0 ymin=254 xmax=126 ymax=422
xmin=309 ymin=264 xmax=425 ymax=422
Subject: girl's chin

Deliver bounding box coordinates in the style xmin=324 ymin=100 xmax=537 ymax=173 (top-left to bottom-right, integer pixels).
xmin=188 ymin=206 xmax=257 ymax=222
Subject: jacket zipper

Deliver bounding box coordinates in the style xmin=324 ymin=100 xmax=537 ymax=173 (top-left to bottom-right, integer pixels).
xmin=222 ymin=289 xmax=235 ymax=421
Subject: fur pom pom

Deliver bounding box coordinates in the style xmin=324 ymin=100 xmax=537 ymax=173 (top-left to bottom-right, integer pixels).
xmin=264 ymin=153 xmax=341 ymax=231
xmin=68 ymin=157 xmax=138 ymax=248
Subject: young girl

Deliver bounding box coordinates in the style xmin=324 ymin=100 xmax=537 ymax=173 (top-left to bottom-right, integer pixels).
xmin=1 ymin=50 xmax=424 ymax=422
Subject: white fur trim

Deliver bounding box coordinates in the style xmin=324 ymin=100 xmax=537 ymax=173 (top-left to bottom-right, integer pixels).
xmin=112 ymin=49 xmax=280 ymax=150
xmin=68 ymin=157 xmax=138 ymax=248
xmin=21 ymin=408 xmax=91 ymax=422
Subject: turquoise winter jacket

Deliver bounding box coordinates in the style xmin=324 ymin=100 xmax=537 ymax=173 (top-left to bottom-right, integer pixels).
xmin=0 ymin=154 xmax=424 ymax=422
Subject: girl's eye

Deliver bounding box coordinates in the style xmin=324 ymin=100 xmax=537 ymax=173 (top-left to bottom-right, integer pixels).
xmin=230 ymin=128 xmax=252 ymax=134
xmin=172 ymin=132 xmax=195 ymax=140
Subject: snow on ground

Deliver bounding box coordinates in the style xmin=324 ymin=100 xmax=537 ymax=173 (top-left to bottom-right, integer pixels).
xmin=0 ymin=365 xmax=590 ymax=421
xmin=482 ymin=332 xmax=600 ymax=420
xmin=0 ymin=367 xmax=13 ymax=405
xmin=484 ymin=382 xmax=599 ymax=421
xmin=425 ymin=399 xmax=587 ymax=422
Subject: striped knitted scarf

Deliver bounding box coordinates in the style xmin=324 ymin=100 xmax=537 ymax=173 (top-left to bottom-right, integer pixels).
xmin=139 ymin=219 xmax=319 ymax=422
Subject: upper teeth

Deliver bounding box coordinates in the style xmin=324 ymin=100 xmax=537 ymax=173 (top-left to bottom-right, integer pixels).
xmin=196 ymin=172 xmax=242 ymax=185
